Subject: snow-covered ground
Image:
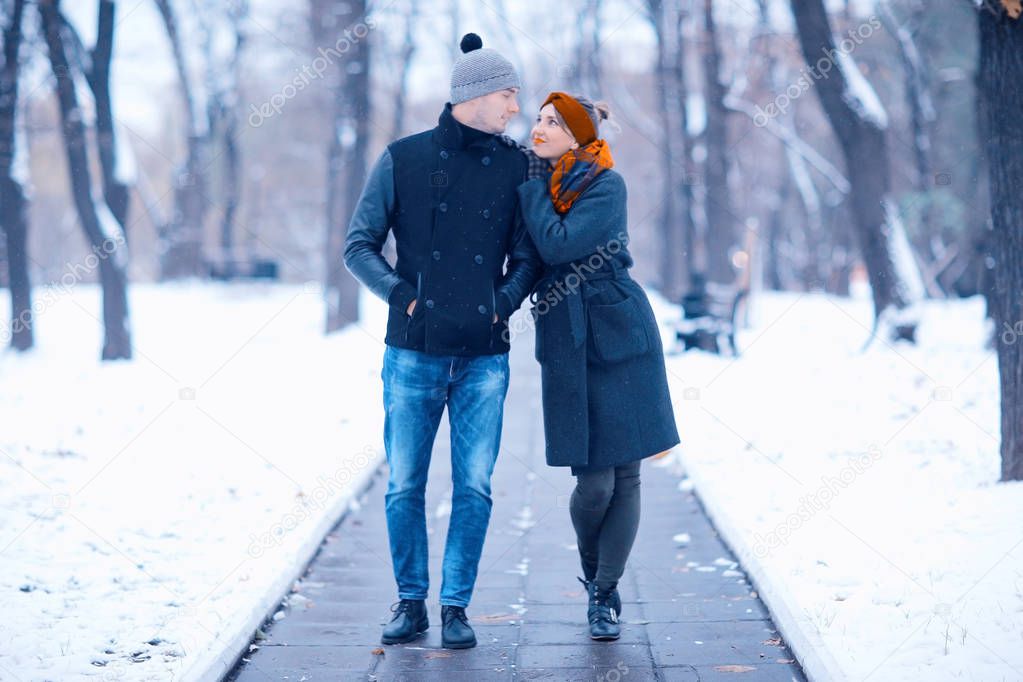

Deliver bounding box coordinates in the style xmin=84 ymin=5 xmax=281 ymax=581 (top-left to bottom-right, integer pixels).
xmin=651 ymin=291 xmax=1023 ymax=682
xmin=0 ymin=283 xmax=389 ymax=681
xmin=2 ymin=282 xmax=1020 ymax=681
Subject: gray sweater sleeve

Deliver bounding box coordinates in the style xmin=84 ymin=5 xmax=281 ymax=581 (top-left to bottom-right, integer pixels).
xmin=343 ymin=149 xmax=417 ymax=313
xmin=515 ymin=171 xmax=627 ymax=266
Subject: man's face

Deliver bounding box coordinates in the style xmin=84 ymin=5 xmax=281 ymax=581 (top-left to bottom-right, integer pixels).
xmin=466 ymin=88 xmax=520 ymax=134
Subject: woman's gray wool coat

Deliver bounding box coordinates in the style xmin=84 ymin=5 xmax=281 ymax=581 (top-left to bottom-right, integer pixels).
xmin=517 ymin=169 xmax=680 ymax=473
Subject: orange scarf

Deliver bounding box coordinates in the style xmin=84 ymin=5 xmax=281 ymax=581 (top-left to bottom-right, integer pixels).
xmin=549 ymin=138 xmax=614 ymax=214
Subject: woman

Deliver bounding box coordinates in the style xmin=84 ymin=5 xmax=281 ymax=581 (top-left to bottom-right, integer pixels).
xmin=517 ymin=92 xmax=680 ymax=641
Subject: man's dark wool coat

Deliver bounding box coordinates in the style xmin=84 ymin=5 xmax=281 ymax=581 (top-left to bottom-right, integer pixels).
xmin=344 ymin=103 xmax=541 ymax=357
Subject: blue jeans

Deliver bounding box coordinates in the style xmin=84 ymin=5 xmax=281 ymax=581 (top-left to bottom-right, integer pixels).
xmin=381 ymin=345 xmax=510 ymax=608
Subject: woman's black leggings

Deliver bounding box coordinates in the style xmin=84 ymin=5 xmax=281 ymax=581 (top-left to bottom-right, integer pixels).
xmin=569 ymin=460 xmax=641 ymax=591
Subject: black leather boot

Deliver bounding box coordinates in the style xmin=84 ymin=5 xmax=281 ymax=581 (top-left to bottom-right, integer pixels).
xmin=380 ymin=599 xmax=428 ymax=644
xmin=586 ymin=582 xmax=621 ymax=641
xmin=578 ymin=576 xmax=622 ymax=618
xmin=440 ymin=605 xmax=477 ymax=649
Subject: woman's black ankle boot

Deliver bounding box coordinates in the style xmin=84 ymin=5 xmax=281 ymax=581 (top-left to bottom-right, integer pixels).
xmin=583 ymin=579 xmax=621 ymax=640
xmin=577 ymin=576 xmax=622 ymax=617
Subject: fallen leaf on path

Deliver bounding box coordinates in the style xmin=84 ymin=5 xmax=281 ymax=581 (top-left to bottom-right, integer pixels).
xmin=371 ymin=648 xmax=384 ymax=656
xmin=713 ymin=665 xmax=756 ymax=673
xmin=475 ymin=613 xmax=518 ymax=623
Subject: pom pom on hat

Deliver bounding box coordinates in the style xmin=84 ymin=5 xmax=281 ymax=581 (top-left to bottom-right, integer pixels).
xmin=460 ymin=33 xmax=483 ymax=53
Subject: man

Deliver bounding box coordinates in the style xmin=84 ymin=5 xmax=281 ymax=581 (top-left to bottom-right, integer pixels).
xmin=343 ymin=33 xmax=542 ymax=649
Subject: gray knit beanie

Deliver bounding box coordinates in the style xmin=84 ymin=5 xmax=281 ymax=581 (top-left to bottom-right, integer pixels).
xmin=450 ymin=33 xmax=520 ymax=104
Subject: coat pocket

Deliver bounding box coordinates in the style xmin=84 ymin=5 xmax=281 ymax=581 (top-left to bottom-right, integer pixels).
xmin=403 ymin=272 xmax=424 ymax=343
xmin=587 ymin=296 xmax=649 ymax=364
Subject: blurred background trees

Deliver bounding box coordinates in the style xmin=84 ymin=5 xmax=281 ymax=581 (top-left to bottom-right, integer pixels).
xmin=0 ymin=0 xmax=1000 ymax=323
xmin=1 ymin=0 xmax=1020 ymax=476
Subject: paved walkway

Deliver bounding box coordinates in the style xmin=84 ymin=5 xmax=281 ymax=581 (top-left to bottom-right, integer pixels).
xmin=227 ymin=335 xmax=807 ymax=681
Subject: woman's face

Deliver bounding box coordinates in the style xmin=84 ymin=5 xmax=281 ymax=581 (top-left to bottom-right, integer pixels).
xmin=530 ymin=103 xmax=577 ymax=161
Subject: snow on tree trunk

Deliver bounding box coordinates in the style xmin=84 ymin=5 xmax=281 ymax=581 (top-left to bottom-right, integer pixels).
xmin=789 ymin=0 xmax=922 ymax=341
xmin=785 ymin=143 xmax=824 ymax=289
xmin=39 ymin=0 xmax=132 ymax=361
xmin=978 ymin=1 xmax=1023 ymax=481
xmin=877 ymin=0 xmax=934 ymax=190
xmin=1 ymin=0 xmax=32 ymax=351
xmin=87 ymin=0 xmax=132 ymax=238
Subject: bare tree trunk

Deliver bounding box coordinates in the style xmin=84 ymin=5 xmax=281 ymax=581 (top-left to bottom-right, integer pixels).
xmin=210 ymin=0 xmax=248 ymax=268
xmin=590 ymin=0 xmax=604 ymax=93
xmin=313 ymin=0 xmax=369 ymax=332
xmin=587 ymin=0 xmax=604 ymax=94
xmin=217 ymin=104 xmax=240 ymax=265
xmin=155 ymin=0 xmax=209 ymax=279
xmin=790 ymin=0 xmax=922 ymax=338
xmin=448 ymin=0 xmax=460 ymax=64
xmin=0 ymin=0 xmax=31 ymax=351
xmin=646 ymin=0 xmax=688 ymax=301
xmin=764 ymin=180 xmax=788 ymax=291
xmin=879 ymin=0 xmax=946 ymax=293
xmin=85 ymin=1 xmax=132 ymax=235
xmin=672 ymin=6 xmax=698 ymax=291
xmin=40 ymin=0 xmax=131 ymax=360
xmin=970 ymin=82 xmax=996 ymax=310
xmin=978 ymin=1 xmax=1023 ymax=481
xmin=391 ymin=0 xmax=417 ymax=140
xmin=572 ymin=0 xmax=604 ymax=95
xmin=702 ymin=0 xmax=736 ymax=284
xmin=877 ymin=0 xmax=933 ymax=190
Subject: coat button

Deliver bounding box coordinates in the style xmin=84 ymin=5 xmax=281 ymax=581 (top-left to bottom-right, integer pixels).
xmin=438 ymin=202 xmax=448 ymax=212
xmin=478 ymin=305 xmax=487 ymax=315
xmin=482 ymin=209 xmax=490 ymax=219
xmin=432 ymin=250 xmax=441 ymax=260
xmin=426 ymin=299 xmax=435 ymax=309
xmin=440 ymin=150 xmax=449 ymax=159
xmin=474 ymin=254 xmax=483 ymax=264
xmin=481 ymin=156 xmax=491 ymax=166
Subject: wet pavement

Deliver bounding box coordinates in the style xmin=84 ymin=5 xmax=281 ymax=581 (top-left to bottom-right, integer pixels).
xmin=227 ymin=333 xmax=807 ymax=682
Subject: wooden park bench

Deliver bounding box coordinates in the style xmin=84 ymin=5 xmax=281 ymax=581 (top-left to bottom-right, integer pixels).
xmin=673 ymin=227 xmax=755 ymax=357
xmin=674 ymin=276 xmax=749 ymax=356
xmin=208 ymin=258 xmax=280 ymax=281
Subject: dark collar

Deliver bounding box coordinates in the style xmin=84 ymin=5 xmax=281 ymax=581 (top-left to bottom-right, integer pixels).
xmin=434 ymin=102 xmax=498 ymax=151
